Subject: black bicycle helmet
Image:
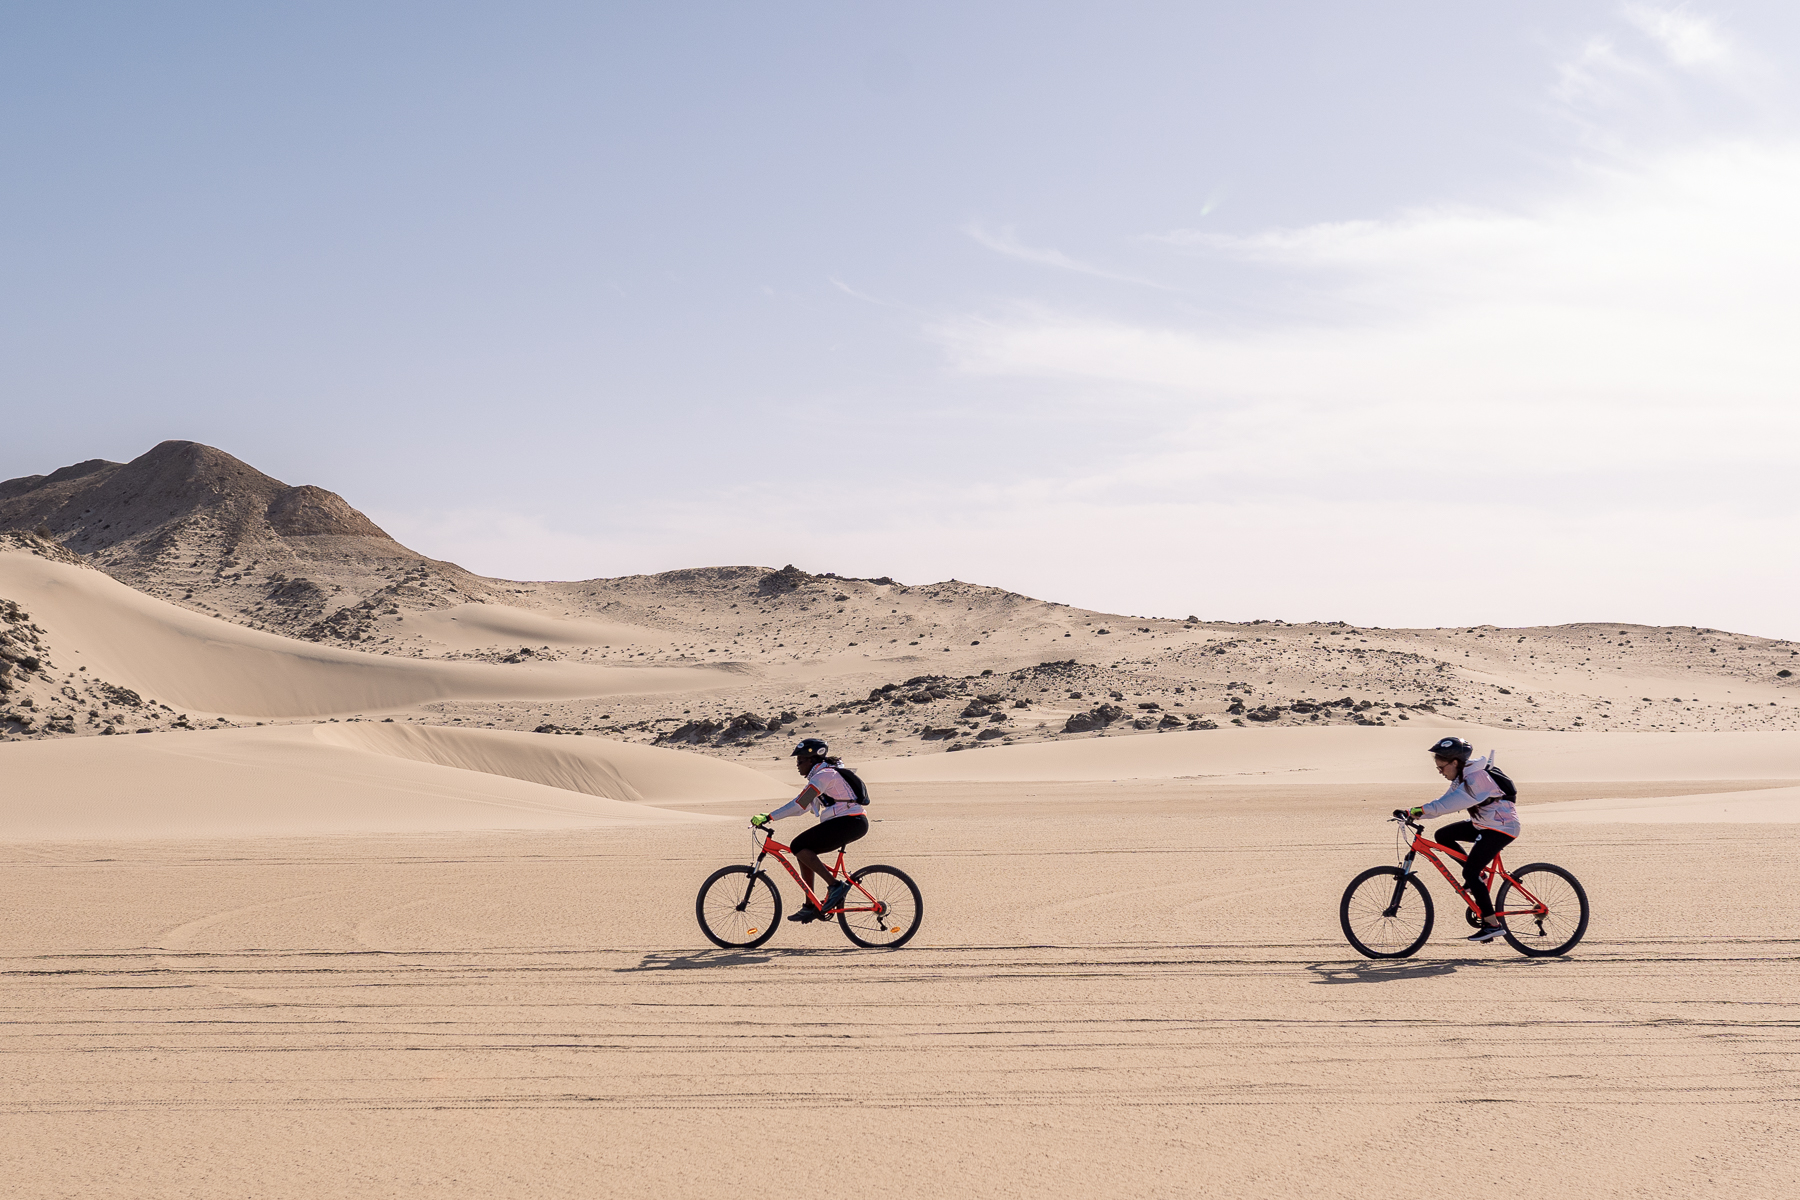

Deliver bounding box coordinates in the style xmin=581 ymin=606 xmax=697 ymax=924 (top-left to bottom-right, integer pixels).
xmin=791 ymin=737 xmax=830 ymax=760
xmin=1427 ymin=736 xmax=1473 ymax=762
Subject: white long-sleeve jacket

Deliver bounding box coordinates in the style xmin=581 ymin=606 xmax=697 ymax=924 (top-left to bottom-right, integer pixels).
xmin=766 ymin=763 xmax=865 ymax=823
xmin=1419 ymin=756 xmax=1519 ymax=837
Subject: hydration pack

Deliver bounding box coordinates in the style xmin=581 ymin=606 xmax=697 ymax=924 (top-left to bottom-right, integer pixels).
xmin=1472 ymin=761 xmax=1517 ymax=811
xmin=833 ymin=764 xmax=872 ymax=807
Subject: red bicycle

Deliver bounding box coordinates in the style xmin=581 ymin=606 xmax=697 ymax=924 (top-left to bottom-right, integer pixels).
xmin=1339 ymin=811 xmax=1590 ymax=959
xmin=695 ymin=824 xmax=923 ymax=950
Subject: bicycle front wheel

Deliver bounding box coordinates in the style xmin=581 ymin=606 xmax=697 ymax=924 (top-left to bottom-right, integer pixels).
xmin=1340 ymin=866 xmax=1435 ymax=959
xmin=1496 ymin=863 xmax=1589 ymax=957
xmin=696 ymin=865 xmax=782 ymax=949
xmin=839 ymin=865 xmax=922 ymax=949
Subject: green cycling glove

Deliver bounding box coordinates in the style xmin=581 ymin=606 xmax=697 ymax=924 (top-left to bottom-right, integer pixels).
xmin=750 ymin=813 xmax=770 ymax=828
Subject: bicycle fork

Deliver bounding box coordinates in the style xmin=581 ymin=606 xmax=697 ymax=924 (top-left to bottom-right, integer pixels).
xmin=737 ymin=849 xmax=770 ymax=912
xmin=1385 ymin=847 xmax=1420 ymax=918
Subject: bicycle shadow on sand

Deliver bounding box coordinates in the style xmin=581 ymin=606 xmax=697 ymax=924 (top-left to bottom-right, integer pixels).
xmin=1306 ymin=959 xmax=1464 ymax=984
xmin=621 ymin=947 xmax=868 ymax=972
xmin=1308 ymin=954 xmax=1570 ymax=983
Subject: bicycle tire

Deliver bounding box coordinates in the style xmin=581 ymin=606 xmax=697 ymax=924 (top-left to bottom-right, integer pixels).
xmin=1339 ymin=866 xmax=1435 ymax=959
xmin=838 ymin=865 xmax=922 ymax=949
xmin=695 ymin=865 xmax=782 ymax=949
xmin=1496 ymin=863 xmax=1589 ymax=957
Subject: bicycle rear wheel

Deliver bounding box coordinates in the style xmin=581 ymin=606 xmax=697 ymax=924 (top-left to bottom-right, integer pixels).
xmin=695 ymin=865 xmax=782 ymax=949
xmin=1496 ymin=863 xmax=1589 ymax=957
xmin=838 ymin=865 xmax=922 ymax=949
xmin=1340 ymin=866 xmax=1434 ymax=959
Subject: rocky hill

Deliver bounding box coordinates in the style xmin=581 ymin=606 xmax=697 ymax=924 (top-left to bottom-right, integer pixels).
xmin=0 ymin=440 xmax=494 ymax=635
xmin=3 ymin=442 xmax=1796 ymax=756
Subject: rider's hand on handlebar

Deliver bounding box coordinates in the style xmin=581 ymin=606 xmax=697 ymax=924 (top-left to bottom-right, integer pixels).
xmin=750 ymin=813 xmax=770 ymax=828
xmin=1392 ymin=807 xmax=1423 ymax=821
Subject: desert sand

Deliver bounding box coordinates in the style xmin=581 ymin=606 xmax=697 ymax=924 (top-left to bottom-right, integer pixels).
xmin=2 ymin=773 xmax=1795 ymax=1199
xmin=3 ymin=445 xmax=1799 ymax=1197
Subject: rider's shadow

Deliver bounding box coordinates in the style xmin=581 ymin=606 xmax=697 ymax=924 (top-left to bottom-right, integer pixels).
xmin=1307 ymin=959 xmax=1465 ymax=984
xmin=621 ymin=947 xmax=864 ymax=972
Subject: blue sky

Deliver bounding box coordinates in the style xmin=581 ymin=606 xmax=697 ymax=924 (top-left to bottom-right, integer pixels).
xmin=4 ymin=2 xmax=1797 ymax=637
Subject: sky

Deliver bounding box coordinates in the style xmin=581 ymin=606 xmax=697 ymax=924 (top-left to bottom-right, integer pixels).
xmin=3 ymin=2 xmax=1798 ymax=637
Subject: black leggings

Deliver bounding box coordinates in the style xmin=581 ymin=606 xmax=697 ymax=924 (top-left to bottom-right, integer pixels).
xmin=1435 ymin=821 xmax=1515 ymax=919
xmin=791 ymin=815 xmax=868 ymax=856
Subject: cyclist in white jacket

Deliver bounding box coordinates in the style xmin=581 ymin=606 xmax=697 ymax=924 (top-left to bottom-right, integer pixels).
xmin=1405 ymin=736 xmax=1519 ymax=943
xmin=751 ymin=738 xmax=868 ymax=922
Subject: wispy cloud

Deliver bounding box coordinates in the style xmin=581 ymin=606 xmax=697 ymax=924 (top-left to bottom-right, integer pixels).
xmin=962 ymin=222 xmax=1171 ymax=289
xmin=945 ymin=139 xmax=1800 ymax=477
xmin=829 ymin=276 xmax=899 ymax=307
xmin=1621 ymin=3 xmax=1735 ymax=72
xmin=1554 ymin=3 xmax=1758 ymax=117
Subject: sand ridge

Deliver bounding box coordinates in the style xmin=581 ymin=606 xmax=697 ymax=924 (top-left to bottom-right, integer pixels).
xmin=0 ymin=552 xmax=742 ymax=724
xmin=0 ymin=723 xmax=781 ymax=839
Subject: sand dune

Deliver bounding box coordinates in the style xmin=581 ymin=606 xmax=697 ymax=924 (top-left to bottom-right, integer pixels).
xmin=0 ymin=724 xmax=780 ymax=839
xmin=1526 ymin=784 xmax=1800 ymax=823
xmin=0 ymin=553 xmax=731 ymax=719
xmin=401 ymin=602 xmax=680 ymax=652
xmin=858 ymin=724 xmax=1800 ymax=785
xmin=312 ymin=723 xmax=785 ymax=806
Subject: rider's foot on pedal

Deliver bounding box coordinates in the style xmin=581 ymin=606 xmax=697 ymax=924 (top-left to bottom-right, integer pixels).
xmin=1467 ymin=922 xmax=1507 ymax=942
xmin=787 ymin=903 xmax=824 ymax=923
xmin=823 ymin=879 xmax=852 ymax=911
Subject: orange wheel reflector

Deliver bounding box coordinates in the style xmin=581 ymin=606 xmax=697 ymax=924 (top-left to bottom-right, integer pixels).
xmin=746 ymin=929 xmax=758 ymax=936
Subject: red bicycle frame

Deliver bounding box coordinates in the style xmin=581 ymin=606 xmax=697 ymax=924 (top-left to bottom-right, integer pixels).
xmin=751 ymin=828 xmax=882 ymax=916
xmin=1400 ymin=821 xmax=1549 ymax=922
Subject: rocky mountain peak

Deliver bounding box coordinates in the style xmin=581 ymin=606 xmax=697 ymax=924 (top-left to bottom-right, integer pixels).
xmin=0 ymin=441 xmax=473 ymax=632
xmin=0 ymin=440 xmax=400 ymax=560
xmin=265 ymin=484 xmax=392 ymax=539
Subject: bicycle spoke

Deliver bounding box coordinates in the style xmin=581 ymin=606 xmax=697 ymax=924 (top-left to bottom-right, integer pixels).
xmin=838 ymin=865 xmax=922 ymax=949
xmin=695 ymin=866 xmax=781 ymax=949
xmin=1340 ymin=866 xmax=1434 ymax=959
xmin=1496 ymin=864 xmax=1590 ymax=957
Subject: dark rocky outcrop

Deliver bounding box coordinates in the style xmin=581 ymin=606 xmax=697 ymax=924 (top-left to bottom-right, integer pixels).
xmin=1062 ymin=704 xmax=1125 ymax=733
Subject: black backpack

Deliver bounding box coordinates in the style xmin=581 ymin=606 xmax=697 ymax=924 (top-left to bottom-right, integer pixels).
xmin=1475 ymin=762 xmax=1517 ymax=809
xmin=832 ymin=764 xmax=872 ymax=806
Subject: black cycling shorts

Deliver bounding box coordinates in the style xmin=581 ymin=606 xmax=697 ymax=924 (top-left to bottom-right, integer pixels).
xmin=791 ymin=814 xmax=869 ymax=855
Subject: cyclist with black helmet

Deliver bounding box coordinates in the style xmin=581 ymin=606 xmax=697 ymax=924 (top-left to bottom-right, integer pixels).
xmin=1402 ymin=736 xmax=1520 ymax=943
xmin=751 ymin=738 xmax=869 ymax=922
